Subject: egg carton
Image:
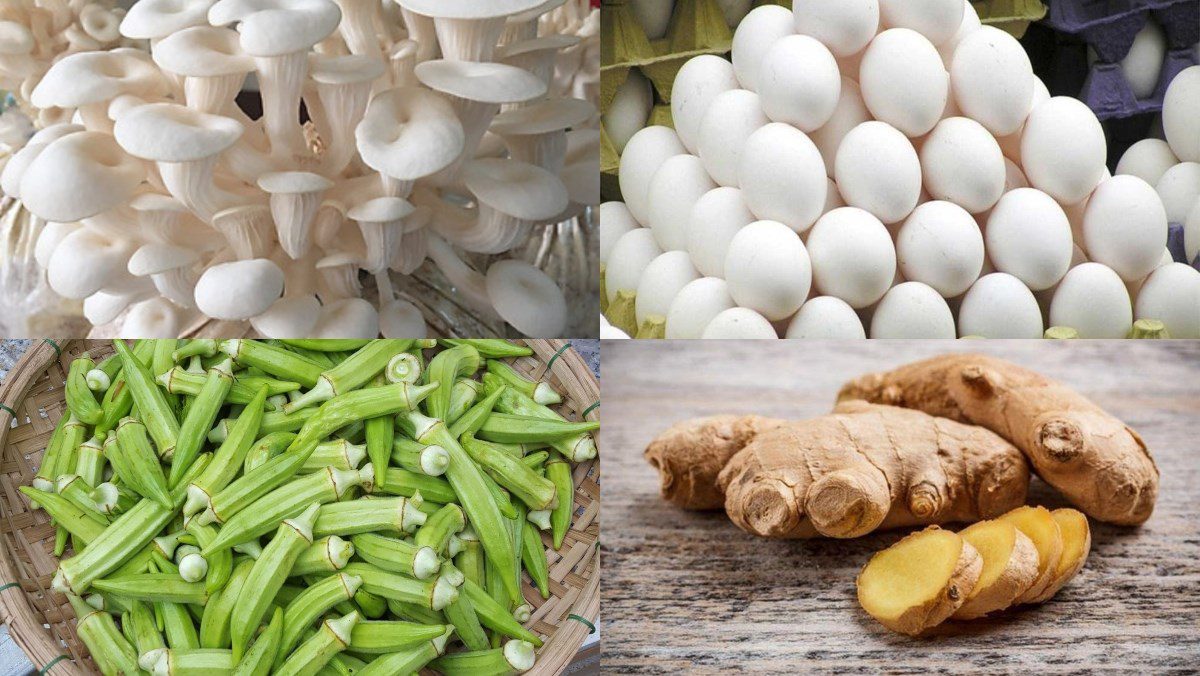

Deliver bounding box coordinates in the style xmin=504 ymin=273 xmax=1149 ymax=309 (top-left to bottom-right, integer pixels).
xmin=972 ymin=0 xmax=1049 ymax=38
xmin=1080 ymin=45 xmax=1199 ymax=117
xmin=1042 ymin=0 xmax=1199 ymax=62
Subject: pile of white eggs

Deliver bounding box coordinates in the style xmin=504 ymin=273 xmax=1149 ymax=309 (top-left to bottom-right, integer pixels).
xmin=600 ymin=0 xmax=1200 ymax=339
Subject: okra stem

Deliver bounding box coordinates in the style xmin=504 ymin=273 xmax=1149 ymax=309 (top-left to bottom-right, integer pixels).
xmin=66 ymin=355 xmax=103 ymax=425
xmin=350 ymin=533 xmax=439 ymax=580
xmin=342 ymin=562 xmax=460 ymax=611
xmin=391 ymin=437 xmax=450 ymax=476
xmin=385 ymin=352 xmax=421 ymax=384
xmin=159 ymin=367 xmax=300 ymax=403
xmin=486 ymin=360 xmax=562 ymax=405
xmin=184 ymin=385 xmax=267 ymax=516
xmin=430 ymin=639 xmax=537 ymax=675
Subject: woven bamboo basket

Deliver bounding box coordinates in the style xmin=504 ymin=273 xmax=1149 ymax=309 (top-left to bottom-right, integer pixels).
xmin=0 ymin=339 xmax=600 ymax=675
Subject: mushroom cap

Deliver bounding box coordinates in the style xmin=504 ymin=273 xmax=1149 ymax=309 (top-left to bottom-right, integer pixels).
xmin=194 ymin=258 xmax=285 ymax=320
xmin=415 ymin=60 xmax=546 ymax=104
xmin=496 ymin=34 xmax=581 ymax=60
xmin=31 ymin=49 xmax=169 ymax=109
xmin=347 ymin=196 xmax=415 ymax=223
xmin=152 ymin=26 xmax=254 ymax=77
xmin=486 ymin=260 xmax=567 ymax=337
xmin=0 ymin=21 xmax=35 ymax=55
xmin=128 ymin=243 xmax=199 ymax=275
xmin=20 ymin=132 xmax=144 ymax=222
xmin=396 ymin=0 xmax=546 ymax=20
xmin=463 ymin=158 xmax=568 ymax=220
xmin=507 ymin=0 xmax=566 ymax=23
xmin=355 ymin=87 xmax=464 ymax=180
xmin=257 ymin=170 xmax=335 ymax=194
xmin=209 ymin=0 xmax=342 ymax=57
xmin=313 ymin=298 xmax=379 ymax=338
xmin=490 ymin=97 xmax=596 ymax=136
xmin=309 ymin=54 xmax=386 ymax=86
xmin=122 ymin=297 xmax=182 ymax=338
xmin=114 ymin=103 xmax=243 ymax=162
xmin=120 ymin=0 xmax=216 ymax=40
xmin=379 ymin=299 xmax=427 ymax=339
xmin=251 ymin=294 xmax=321 ymax=337
xmin=28 ymin=123 xmax=85 ymax=146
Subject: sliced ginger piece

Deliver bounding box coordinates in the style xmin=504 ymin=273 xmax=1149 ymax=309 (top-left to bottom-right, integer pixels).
xmin=952 ymin=520 xmax=1040 ymax=619
xmin=998 ymin=505 xmax=1063 ymax=603
xmin=1025 ymin=508 xmax=1092 ymax=603
xmin=857 ymin=526 xmax=982 ymax=636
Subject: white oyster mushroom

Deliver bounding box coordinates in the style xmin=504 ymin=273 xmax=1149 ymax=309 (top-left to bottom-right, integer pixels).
xmin=356 ymin=86 xmax=466 ymax=197
xmin=194 ymin=258 xmax=285 ymax=320
xmin=211 ymin=204 xmax=274 ymax=260
xmin=486 ymin=260 xmax=568 ymax=338
xmin=490 ymin=97 xmax=596 ymax=173
xmin=379 ymin=299 xmax=428 ymax=339
xmin=396 ymin=0 xmax=547 ymax=62
xmin=497 ymin=34 xmax=583 ymax=87
xmin=452 ymin=158 xmax=568 ymax=254
xmin=45 ymin=227 xmax=138 ymax=300
xmin=122 ymin=297 xmax=183 ymax=338
xmin=315 ymin=251 xmax=363 ymax=302
xmin=258 ymin=171 xmax=335 ymax=260
xmin=19 ymin=131 xmax=143 ymax=226
xmin=121 ymin=0 xmax=215 ymax=40
xmin=347 ymin=197 xmax=415 ymax=274
xmin=308 ymin=54 xmax=385 ymax=175
xmin=127 ymin=243 xmax=200 ymax=308
xmin=312 ymin=297 xmax=380 ymax=338
xmin=251 ymin=295 xmax=322 ymax=338
xmin=152 ymin=26 xmax=255 ymax=115
xmin=31 ymin=49 xmax=170 ymax=130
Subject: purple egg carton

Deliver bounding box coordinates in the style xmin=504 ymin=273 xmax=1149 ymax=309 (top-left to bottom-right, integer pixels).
xmin=1080 ymin=46 xmax=1199 ymax=118
xmin=1044 ymin=0 xmax=1199 ymax=62
xmin=1166 ymin=223 xmax=1200 ymax=271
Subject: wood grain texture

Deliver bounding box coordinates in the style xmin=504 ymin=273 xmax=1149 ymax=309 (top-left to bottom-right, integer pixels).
xmin=600 ymin=340 xmax=1200 ymax=673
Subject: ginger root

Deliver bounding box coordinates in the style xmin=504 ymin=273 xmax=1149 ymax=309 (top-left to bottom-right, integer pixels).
xmin=952 ymin=520 xmax=1039 ymax=619
xmin=998 ymin=505 xmax=1064 ymax=603
xmin=645 ymin=401 xmax=1031 ymax=539
xmin=838 ymin=354 xmax=1158 ymax=525
xmin=857 ymin=526 xmax=982 ymax=636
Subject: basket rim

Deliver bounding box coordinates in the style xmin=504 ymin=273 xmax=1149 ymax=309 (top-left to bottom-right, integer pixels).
xmin=0 ymin=338 xmax=599 ymax=676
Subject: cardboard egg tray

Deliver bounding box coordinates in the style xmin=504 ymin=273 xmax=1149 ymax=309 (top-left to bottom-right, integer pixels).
xmin=973 ymin=0 xmax=1050 ymax=38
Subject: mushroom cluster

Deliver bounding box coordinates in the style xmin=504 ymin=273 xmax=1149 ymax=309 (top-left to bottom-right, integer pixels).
xmin=1 ymin=0 xmax=599 ymax=338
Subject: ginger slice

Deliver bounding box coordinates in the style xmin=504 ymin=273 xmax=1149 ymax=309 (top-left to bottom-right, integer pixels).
xmin=857 ymin=526 xmax=982 ymax=636
xmin=1025 ymin=508 xmax=1092 ymax=603
xmin=998 ymin=505 xmax=1063 ymax=603
xmin=951 ymin=520 xmax=1040 ymax=619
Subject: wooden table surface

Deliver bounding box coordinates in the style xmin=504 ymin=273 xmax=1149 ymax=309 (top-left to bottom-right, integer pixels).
xmin=600 ymin=341 xmax=1200 ymax=673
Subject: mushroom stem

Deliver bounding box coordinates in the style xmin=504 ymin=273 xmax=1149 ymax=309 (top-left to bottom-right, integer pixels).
xmin=506 ymin=130 xmax=568 ymax=174
xmin=425 ymin=232 xmax=493 ymax=314
xmin=255 ymin=52 xmax=309 ymax=158
xmin=158 ymin=155 xmax=244 ymax=223
xmin=354 ymin=216 xmax=402 ymax=274
xmin=434 ymin=97 xmax=498 ymax=186
xmin=388 ymin=40 xmax=419 ymax=88
xmin=184 ymin=73 xmax=246 ymax=115
xmin=390 ymin=223 xmax=426 ymax=274
xmin=269 ymin=189 xmax=324 ymax=259
xmin=150 ymin=268 xmax=197 ymax=308
xmin=317 ymin=258 xmax=362 ymax=302
xmin=380 ymin=175 xmax=414 ymax=199
xmin=432 ymin=17 xmax=506 ymax=62
xmin=399 ymin=8 xmax=440 ymax=63
xmin=336 ymin=0 xmax=379 ymax=58
xmin=312 ymin=201 xmax=348 ymax=251
xmin=316 ymin=80 xmax=374 ymax=176
xmin=211 ymin=204 xmax=274 ymax=260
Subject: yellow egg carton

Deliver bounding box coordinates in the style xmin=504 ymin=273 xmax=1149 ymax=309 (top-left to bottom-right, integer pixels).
xmin=971 ymin=0 xmax=1048 ymax=39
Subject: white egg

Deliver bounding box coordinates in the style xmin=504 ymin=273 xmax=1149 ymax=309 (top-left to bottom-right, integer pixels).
xmin=1082 ymin=175 xmax=1168 ymax=282
xmin=791 ymin=0 xmax=879 ymax=57
xmin=835 ymin=121 xmax=922 ymax=224
xmin=869 ymin=281 xmax=957 ymax=338
xmin=920 ymin=116 xmax=1005 ymax=213
xmin=630 ymin=0 xmax=674 ymax=40
xmin=956 ymin=272 xmax=1043 ymax=338
xmin=599 ymin=201 xmax=640 ymax=265
xmin=686 ymin=186 xmax=754 ymax=277
xmin=937 ymin=0 xmax=981 ymax=66
xmin=635 ymin=251 xmax=700 ymax=326
xmin=730 ymin=5 xmax=795 ymax=92
xmin=1162 ymin=65 xmax=1200 ymax=162
xmin=1121 ymin=19 xmax=1166 ymax=99
xmin=994 ymin=78 xmax=1049 ymax=164
xmin=603 ymin=70 xmax=653 ymax=154
xmin=1021 ymin=96 xmax=1107 ymax=204
xmin=785 ymin=296 xmax=867 ymax=338
xmin=879 ymin=0 xmax=963 ymax=45
xmin=985 ymin=188 xmax=1073 ymax=291
xmin=605 ymin=228 xmax=662 ymax=303
xmin=716 ymin=0 xmax=753 ymax=27
xmin=1115 ymin=138 xmax=1179 ymax=186
xmin=646 ymin=154 xmax=716 ymax=251
xmin=671 ymin=55 xmax=740 ymax=155
xmin=619 ymin=126 xmax=686 ymax=225
xmin=950 ymin=26 xmax=1034 ymax=136
xmin=806 ymin=207 xmax=896 ymax=308
xmin=1049 ymin=263 xmax=1133 ymax=338
xmin=1135 ymin=263 xmax=1200 ymax=338
xmin=810 ymin=77 xmax=871 ymax=177
xmin=758 ymin=35 xmax=842 ymax=132
xmin=1186 ymin=197 xmax=1200 ymax=263
xmin=859 ymin=28 xmax=948 ymax=137
xmin=723 ymin=220 xmax=812 ymax=320
xmin=1155 ymin=161 xmax=1200 ymax=224
xmin=738 ymin=123 xmax=828 ymax=233
xmin=665 ymin=277 xmax=736 ymax=338
xmin=701 ymin=307 xmax=778 ymax=338
xmin=600 ymin=323 xmax=630 ymax=339
xmin=896 ymin=200 xmax=984 ymax=297
xmin=696 ymin=88 xmax=769 ymax=187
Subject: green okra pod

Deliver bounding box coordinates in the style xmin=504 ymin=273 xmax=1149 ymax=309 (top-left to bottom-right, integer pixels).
xmin=96 ymin=340 xmax=155 ymax=438
xmin=274 ymin=611 xmax=359 ymax=676
xmin=455 ymin=538 xmax=485 ymax=588
xmin=487 ymin=359 xmax=562 ymax=405
xmin=74 ymin=435 xmax=106 ymax=488
xmin=199 ymin=558 xmax=254 ymax=650
xmin=90 ymin=574 xmax=209 ymax=605
xmin=291 ymin=535 xmax=355 ymax=576
xmin=350 ymin=533 xmax=439 ymax=580
xmin=353 ymin=588 xmax=388 ymax=619
xmin=32 ymin=412 xmax=82 ymax=495
xmin=197 ymin=441 xmax=322 ymax=527
xmin=384 ymin=351 xmax=421 ymax=384
xmin=484 ymin=373 xmax=598 ymax=462
xmin=67 ymin=594 xmax=140 ymax=676
xmin=159 ymin=599 xmax=200 ymax=651
xmin=547 ymin=452 xmax=574 ymax=549
xmin=219 ymin=339 xmax=325 ymax=388
xmin=446 ymin=378 xmax=484 ymax=425
xmin=183 ymin=384 xmax=267 ymax=516
xmin=54 ymin=475 xmax=109 ymax=526
xmin=443 ymin=595 xmax=491 ymax=651
xmin=66 ymin=355 xmax=103 ymax=425
xmin=414 ymin=503 xmax=466 ymax=556
xmin=376 ymin=467 xmax=456 ymax=504
xmin=172 ymin=339 xmax=217 ymax=361
xmin=19 ymin=486 xmax=106 ymax=544
xmin=113 ymin=418 xmax=173 ymax=508
xmin=460 ymin=579 xmax=543 ymax=647
xmin=184 ymin=520 xmax=232 ymax=595
xmin=363 ymin=374 xmax=394 ymax=489
xmin=54 ymin=498 xmax=177 ymax=595
xmin=170 ymin=358 xmax=235 ymax=487
xmin=312 ymin=495 xmax=427 ymax=538
xmin=430 ymin=640 xmax=537 ymax=676
xmin=279 ymin=572 xmax=362 ymax=663
xmin=521 ymin=521 xmax=551 ymax=599
xmin=477 ymin=413 xmax=599 ymax=444
xmin=398 ymin=410 xmax=520 ymax=603
xmin=287 ymin=382 xmax=438 ymax=457
xmin=385 ymin=598 xmax=445 ymax=625
xmin=283 ymin=340 xmax=413 ymax=413
xmin=448 ymin=384 xmax=506 ymax=439
xmin=249 ymin=407 xmax=318 ymax=436
xmin=342 ymin=562 xmax=460 ymax=611
xmin=233 ymin=606 xmax=282 ymax=676
xmin=462 ymin=434 xmax=558 ymax=511
xmin=302 ymin=439 xmax=367 ymax=473
xmin=126 ymin=600 xmax=166 ymax=670
xmin=243 ymin=431 xmax=297 ymax=474
xmin=113 ymin=339 xmax=180 ymax=460
xmin=90 ymin=481 xmax=138 ymax=517
xmin=391 ymin=436 xmax=450 ymax=476
xmin=424 ymin=344 xmax=481 ymax=420
xmin=348 ymin=620 xmax=450 ymax=654
xmin=230 ymin=503 xmax=320 ymax=661
xmin=159 ymin=366 xmax=301 ymax=403
xmin=148 ymin=648 xmax=234 ymax=675
xmin=280 ymin=339 xmax=372 ymax=352
xmin=439 ymin=339 xmax=531 ymax=358
xmin=355 ymin=627 xmax=452 ymax=676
